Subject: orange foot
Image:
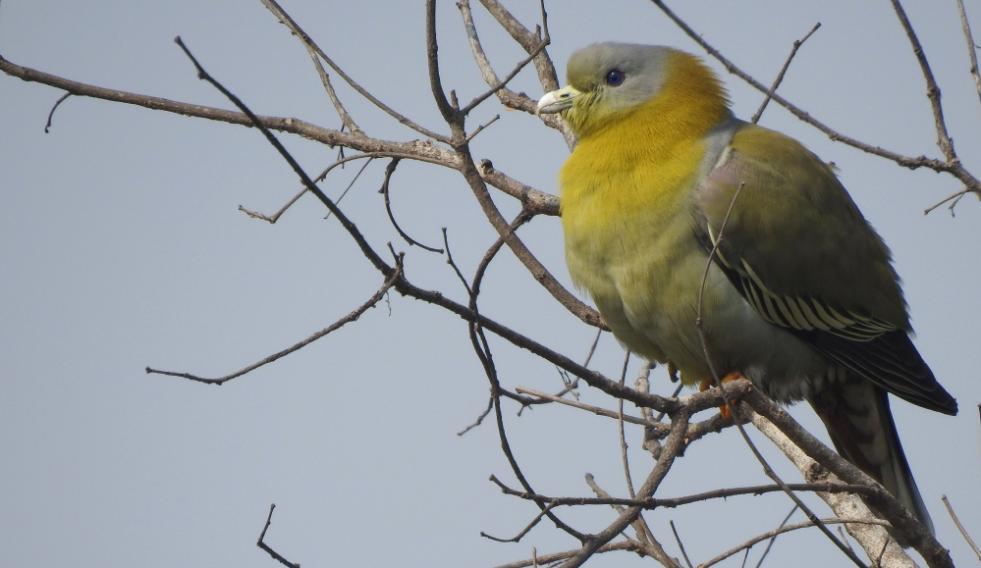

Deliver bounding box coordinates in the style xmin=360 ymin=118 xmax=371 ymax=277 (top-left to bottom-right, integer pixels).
xmin=699 ymin=371 xmax=745 ymax=420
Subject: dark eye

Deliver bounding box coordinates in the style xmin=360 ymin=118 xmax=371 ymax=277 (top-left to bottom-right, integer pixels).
xmin=605 ymin=69 xmax=625 ymax=86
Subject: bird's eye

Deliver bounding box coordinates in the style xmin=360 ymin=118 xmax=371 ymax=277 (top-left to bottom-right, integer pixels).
xmin=605 ymin=69 xmax=625 ymax=87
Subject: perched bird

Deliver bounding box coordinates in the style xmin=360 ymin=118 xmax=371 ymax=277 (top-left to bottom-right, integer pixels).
xmin=537 ymin=43 xmax=957 ymax=532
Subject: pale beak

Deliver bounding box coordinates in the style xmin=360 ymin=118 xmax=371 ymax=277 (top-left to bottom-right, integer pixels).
xmin=536 ymin=85 xmax=581 ymax=115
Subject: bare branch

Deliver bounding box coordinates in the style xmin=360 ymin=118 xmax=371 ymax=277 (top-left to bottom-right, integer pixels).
xmin=617 ymin=352 xmax=637 ymax=497
xmin=748 ymin=409 xmax=916 ymax=567
xmin=559 ymin=413 xmax=690 ymax=567
xmin=491 ymin=474 xmax=872 ymax=510
xmin=322 ymin=156 xmax=376 ymax=220
xmin=461 ymin=214 xmax=585 ymax=543
xmin=481 ymin=502 xmax=558 ymax=543
xmin=669 ymin=520 xmax=694 ymax=568
xmin=464 ymin=113 xmax=500 ymax=143
xmin=584 ymin=474 xmax=674 ymax=566
xmin=941 ymin=495 xmax=981 ymax=560
xmin=493 ymin=541 xmax=641 ymax=568
xmin=955 ymin=0 xmax=981 ymax=103
xmin=457 ymin=148 xmax=604 ymax=328
xmin=647 ymin=0 xmax=981 ymax=196
xmin=1 ymin=53 xmax=571 ymax=222
xmin=425 ymin=0 xmax=460 ymax=126
xmin=380 ymin=158 xmax=445 ymax=253
xmin=43 ymin=92 xmax=71 ymax=133
xmin=922 ymin=187 xmax=975 ymax=216
xmin=259 ymin=0 xmax=450 ymax=142
xmin=240 ymin=154 xmax=375 ymax=224
xmin=303 ymin=45 xmax=362 ymax=135
xmin=746 ymin=391 xmax=954 ymax=567
xmin=457 ymin=395 xmax=494 ymax=436
xmin=146 ymin=264 xmax=401 ymax=385
xmin=477 ymin=160 xmax=560 ymax=216
xmin=515 ymin=386 xmax=663 ymax=429
xmin=753 ymin=505 xmax=798 ymax=568
xmin=457 ymin=0 xmax=573 ymax=146
xmin=460 ymin=32 xmax=550 ymax=115
xmin=701 ymin=517 xmax=892 ymax=568
xmin=478 ymin=0 xmax=561 ymax=91
xmin=752 ymin=22 xmax=821 ymax=124
xmin=257 ymin=504 xmax=300 ymax=568
xmin=888 ymin=0 xmax=956 ymax=161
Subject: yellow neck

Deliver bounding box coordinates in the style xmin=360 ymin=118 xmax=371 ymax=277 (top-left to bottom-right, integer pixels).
xmin=560 ymin=53 xmax=729 ymax=237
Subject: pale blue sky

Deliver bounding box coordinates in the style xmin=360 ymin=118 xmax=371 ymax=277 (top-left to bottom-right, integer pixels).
xmin=1 ymin=1 xmax=978 ymax=566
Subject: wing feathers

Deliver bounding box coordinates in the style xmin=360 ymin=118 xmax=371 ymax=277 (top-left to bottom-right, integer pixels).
xmin=717 ymin=253 xmax=958 ymax=414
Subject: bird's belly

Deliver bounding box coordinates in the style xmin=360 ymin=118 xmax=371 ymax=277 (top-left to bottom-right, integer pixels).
xmin=567 ymin=216 xmax=833 ymax=399
xmin=566 ymin=210 xmax=706 ymax=368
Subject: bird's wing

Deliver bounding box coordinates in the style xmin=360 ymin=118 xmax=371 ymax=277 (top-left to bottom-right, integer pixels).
xmin=692 ymin=122 xmax=956 ymax=414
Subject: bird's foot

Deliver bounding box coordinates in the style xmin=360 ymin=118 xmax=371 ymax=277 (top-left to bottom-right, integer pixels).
xmin=699 ymin=371 xmax=744 ymax=420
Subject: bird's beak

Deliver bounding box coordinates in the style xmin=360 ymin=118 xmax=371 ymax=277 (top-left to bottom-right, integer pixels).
xmin=537 ymin=85 xmax=581 ymax=115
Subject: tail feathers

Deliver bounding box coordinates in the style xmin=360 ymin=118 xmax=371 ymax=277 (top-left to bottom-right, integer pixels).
xmin=808 ymin=378 xmax=934 ymax=537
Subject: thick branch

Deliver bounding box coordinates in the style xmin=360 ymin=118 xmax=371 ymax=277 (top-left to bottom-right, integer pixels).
xmin=749 ymin=409 xmax=916 ymax=567
xmin=746 ymin=391 xmax=954 ymax=568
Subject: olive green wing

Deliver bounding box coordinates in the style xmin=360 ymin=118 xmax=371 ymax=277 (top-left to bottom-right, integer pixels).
xmin=693 ymin=122 xmax=956 ymax=414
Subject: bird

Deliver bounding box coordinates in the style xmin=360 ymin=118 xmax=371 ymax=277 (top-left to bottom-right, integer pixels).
xmin=537 ymin=42 xmax=958 ymax=534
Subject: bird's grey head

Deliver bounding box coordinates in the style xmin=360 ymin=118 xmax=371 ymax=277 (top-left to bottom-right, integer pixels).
xmin=565 ymin=42 xmax=675 ymax=111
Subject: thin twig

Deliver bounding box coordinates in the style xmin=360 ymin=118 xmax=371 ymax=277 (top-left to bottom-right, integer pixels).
xmin=669 ymin=520 xmax=694 ymax=568
xmin=941 ymin=494 xmax=981 ymax=560
xmin=464 ymin=113 xmax=500 ymax=143
xmin=922 ymin=187 xmax=974 ymax=216
xmin=481 ymin=503 xmax=558 ymax=543
xmin=458 ymin=208 xmax=585 ymax=542
xmin=239 ymin=187 xmax=306 ymax=223
xmin=425 ymin=0 xmax=459 ymax=125
xmin=240 ymin=152 xmax=379 ymax=225
xmin=478 ymin=0 xmax=561 ymax=91
xmin=618 ymin=351 xmax=636 ymax=498
xmin=515 ymin=386 xmax=666 ymax=430
xmin=2 ymin=53 xmax=568 ymax=221
xmin=147 ymin=264 xmax=402 ymax=384
xmin=259 ymin=0 xmax=450 ymax=142
xmin=457 ymin=0 xmax=572 ymax=146
xmin=753 ymin=505 xmax=798 ymax=568
xmin=490 ymin=475 xmax=872 ymax=510
xmin=559 ymin=415 xmax=689 ymax=567
xmin=256 ymin=504 xmax=300 ymax=568
xmin=888 ymin=0 xmax=956 ymax=161
xmin=302 ymin=42 xmax=362 ymax=135
xmin=955 ymin=0 xmax=981 ymax=103
xmin=751 ymin=22 xmax=821 ymax=124
xmin=44 ymin=92 xmax=71 ymax=133
xmin=701 ymin=518 xmax=891 ymax=568
xmin=457 ymin=395 xmax=494 ymax=436
xmin=582 ymin=328 xmax=603 ymax=368
xmin=582 ymin=474 xmax=659 ymax=555
xmin=379 ymin=158 xmax=444 ymax=253
xmin=492 ymin=541 xmax=640 ymax=568
xmin=457 ymin=149 xmax=604 ymax=329
xmin=323 ymin=156 xmax=375 ymax=221
xmin=460 ymin=31 xmax=550 ymax=115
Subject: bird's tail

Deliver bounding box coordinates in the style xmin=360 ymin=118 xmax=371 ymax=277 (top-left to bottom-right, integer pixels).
xmin=808 ymin=377 xmax=933 ymax=536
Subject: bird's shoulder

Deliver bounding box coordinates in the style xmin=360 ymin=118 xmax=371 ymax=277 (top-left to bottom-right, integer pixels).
xmin=692 ymin=121 xmax=909 ymax=327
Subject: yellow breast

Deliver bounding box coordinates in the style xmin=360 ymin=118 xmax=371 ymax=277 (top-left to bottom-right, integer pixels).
xmin=559 ymin=51 xmax=729 ymax=360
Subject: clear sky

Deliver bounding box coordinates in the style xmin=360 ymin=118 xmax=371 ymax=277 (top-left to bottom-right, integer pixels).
xmin=1 ymin=1 xmax=978 ymax=567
